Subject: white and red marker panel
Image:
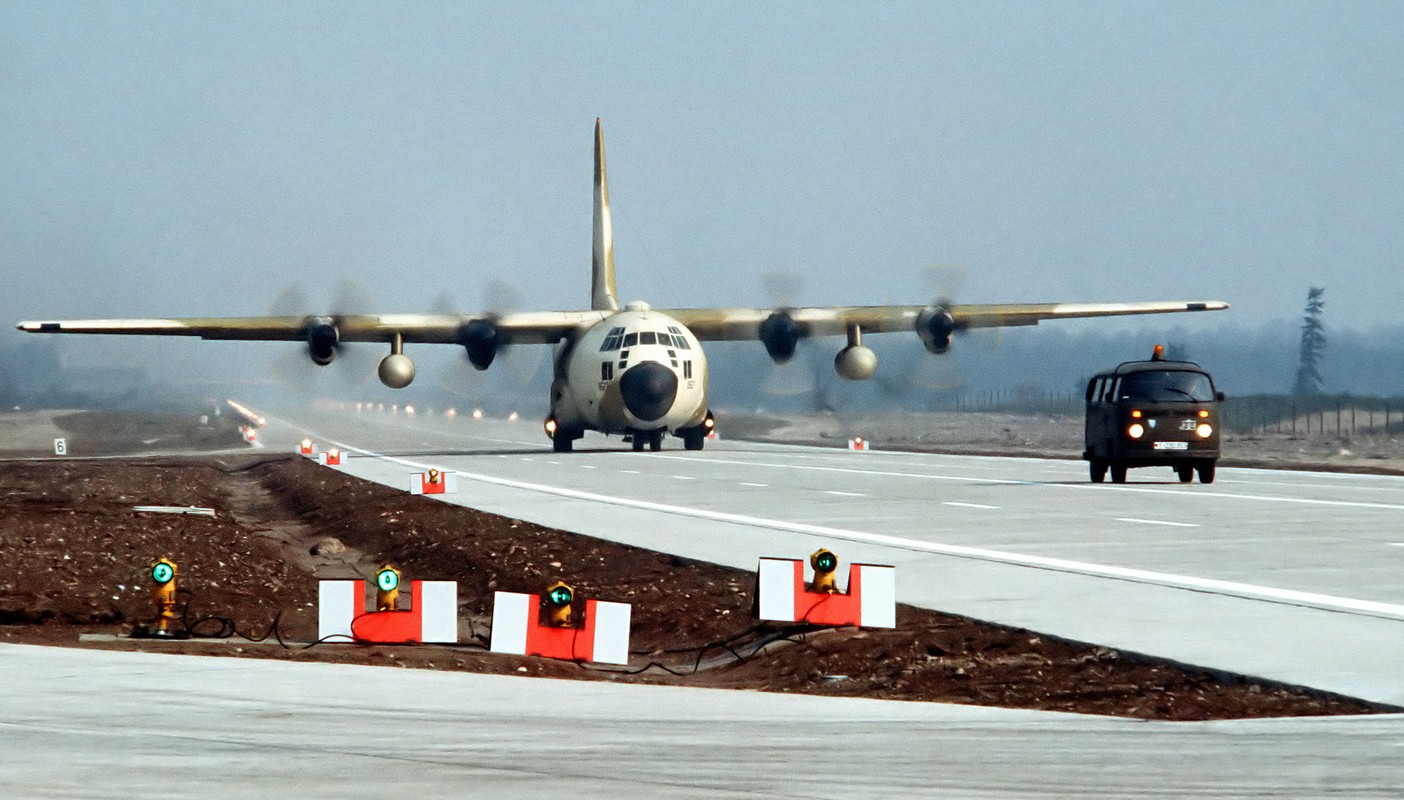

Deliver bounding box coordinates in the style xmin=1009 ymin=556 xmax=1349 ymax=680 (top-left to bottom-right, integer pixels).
xmin=489 ymin=591 xmax=631 ymax=665
xmin=756 ymin=557 xmax=895 ymax=628
xmin=318 ymin=580 xmax=458 ymax=644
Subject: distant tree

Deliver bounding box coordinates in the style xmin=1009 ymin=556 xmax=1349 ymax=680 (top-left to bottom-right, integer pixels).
xmin=1163 ymin=341 xmax=1192 ymax=362
xmin=1293 ymin=287 xmax=1327 ymax=395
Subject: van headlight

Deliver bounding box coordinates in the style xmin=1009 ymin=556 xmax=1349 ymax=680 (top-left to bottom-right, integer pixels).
xmin=1196 ymin=423 xmax=1213 ymax=438
xmin=1127 ymin=423 xmax=1145 ymax=439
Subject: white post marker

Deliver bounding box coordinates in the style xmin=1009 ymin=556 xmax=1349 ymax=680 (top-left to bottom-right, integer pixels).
xmin=53 ymin=438 xmax=66 ymax=456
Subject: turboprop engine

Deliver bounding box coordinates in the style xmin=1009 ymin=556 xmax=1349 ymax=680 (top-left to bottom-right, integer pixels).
xmin=459 ymin=319 xmax=499 ymax=370
xmin=305 ymin=319 xmax=339 ymax=365
xmin=759 ymin=311 xmax=801 ymax=363
xmin=916 ymin=305 xmax=957 ymax=354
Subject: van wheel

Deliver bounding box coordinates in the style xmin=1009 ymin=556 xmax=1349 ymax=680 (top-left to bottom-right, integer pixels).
xmin=1175 ymin=465 xmax=1193 ymax=483
xmin=1197 ymin=460 xmax=1216 ymax=484
xmin=1110 ymin=463 xmax=1128 ymax=484
xmin=1089 ymin=460 xmax=1107 ymax=483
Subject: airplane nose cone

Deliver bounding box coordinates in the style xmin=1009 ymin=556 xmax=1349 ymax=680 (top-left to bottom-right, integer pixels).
xmin=619 ymin=362 xmax=677 ymax=422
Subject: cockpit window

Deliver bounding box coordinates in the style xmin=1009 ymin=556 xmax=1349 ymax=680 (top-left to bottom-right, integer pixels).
xmin=623 ymin=332 xmax=638 ymax=348
xmin=668 ymin=326 xmax=691 ymax=350
xmin=599 ymin=327 xmax=626 ymax=352
xmin=640 ymin=331 xmax=658 ymax=345
xmin=1118 ymin=370 xmax=1215 ymax=402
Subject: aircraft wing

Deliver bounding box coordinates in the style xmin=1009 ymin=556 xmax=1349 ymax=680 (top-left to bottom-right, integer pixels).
xmin=665 ymin=300 xmax=1229 ymax=341
xmin=15 ymin=311 xmax=609 ymax=345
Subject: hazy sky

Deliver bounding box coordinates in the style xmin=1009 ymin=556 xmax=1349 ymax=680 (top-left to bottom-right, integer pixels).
xmin=4 ymin=2 xmax=1402 ymax=348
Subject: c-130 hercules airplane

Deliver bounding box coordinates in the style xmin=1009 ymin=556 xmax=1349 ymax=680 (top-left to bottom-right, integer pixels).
xmin=19 ymin=119 xmax=1228 ymax=453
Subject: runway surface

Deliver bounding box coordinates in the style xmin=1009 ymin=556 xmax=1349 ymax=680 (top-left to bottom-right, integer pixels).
xmin=271 ymin=406 xmax=1404 ymax=706
xmin=14 ymin=404 xmax=1404 ymax=797
xmin=4 ymin=643 xmax=1402 ymax=799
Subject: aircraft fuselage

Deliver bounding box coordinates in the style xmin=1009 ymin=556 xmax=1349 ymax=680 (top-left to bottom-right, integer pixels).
xmin=549 ymin=303 xmax=709 ymax=444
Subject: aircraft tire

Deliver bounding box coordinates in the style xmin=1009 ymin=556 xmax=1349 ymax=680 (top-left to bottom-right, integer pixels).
xmin=648 ymin=430 xmax=663 ymax=452
xmin=683 ymin=428 xmax=705 ymax=451
xmin=631 ymin=434 xmax=645 ymax=452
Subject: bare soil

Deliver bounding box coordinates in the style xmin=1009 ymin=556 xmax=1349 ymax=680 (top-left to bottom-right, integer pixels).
xmin=0 ymin=409 xmax=1392 ymax=720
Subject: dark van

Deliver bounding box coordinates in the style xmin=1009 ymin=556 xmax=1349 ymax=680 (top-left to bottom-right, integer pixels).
xmin=1083 ymin=346 xmax=1224 ymax=484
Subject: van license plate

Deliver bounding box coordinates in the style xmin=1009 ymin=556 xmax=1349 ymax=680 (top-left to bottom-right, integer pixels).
xmin=1154 ymin=441 xmax=1189 ymax=450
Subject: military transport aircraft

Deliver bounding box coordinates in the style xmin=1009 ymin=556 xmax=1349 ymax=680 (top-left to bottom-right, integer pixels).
xmin=18 ymin=120 xmax=1228 ymax=453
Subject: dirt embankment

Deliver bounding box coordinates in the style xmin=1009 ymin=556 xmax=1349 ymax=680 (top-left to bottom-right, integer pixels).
xmin=0 ymin=453 xmax=1388 ymax=721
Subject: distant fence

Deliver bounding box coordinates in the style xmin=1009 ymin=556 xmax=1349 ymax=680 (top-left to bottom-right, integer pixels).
xmin=1219 ymin=395 xmax=1404 ymax=438
xmin=935 ymin=390 xmax=1404 ymax=439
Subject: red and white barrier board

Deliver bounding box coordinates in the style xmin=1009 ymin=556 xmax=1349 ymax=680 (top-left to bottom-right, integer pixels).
xmin=489 ymin=591 xmax=631 ymax=665
xmin=298 ymin=440 xmax=316 ymax=456
xmin=317 ymin=449 xmax=344 ymax=467
xmin=409 ymin=471 xmax=459 ymax=495
xmin=847 ymin=437 xmax=869 ymax=451
xmin=318 ymin=580 xmax=458 ymax=644
xmin=756 ymin=557 xmax=895 ymax=628
xmin=239 ymin=425 xmax=258 ymax=443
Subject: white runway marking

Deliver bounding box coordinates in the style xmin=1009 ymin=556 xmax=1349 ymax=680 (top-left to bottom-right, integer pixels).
xmin=620 ymin=469 xmax=640 ymax=474
xmin=672 ymin=476 xmax=696 ymax=481
xmin=943 ymin=502 xmax=1000 ymax=510
xmin=1116 ymin=518 xmax=1200 ymax=528
xmin=312 ymin=433 xmax=1404 ymax=623
xmin=824 ymin=490 xmax=866 ymax=497
xmin=741 ymin=482 xmax=768 ymax=488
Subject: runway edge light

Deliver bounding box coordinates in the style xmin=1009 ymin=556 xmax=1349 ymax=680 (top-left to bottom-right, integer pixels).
xmin=130 ymin=557 xmax=189 ymax=639
xmin=810 ymin=548 xmax=839 ymax=594
xmin=376 ymin=565 xmax=401 ymax=611
xmin=544 ymin=581 xmax=574 ymax=627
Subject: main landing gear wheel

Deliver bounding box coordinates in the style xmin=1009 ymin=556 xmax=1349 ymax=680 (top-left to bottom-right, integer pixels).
xmin=1197 ymin=460 xmax=1216 ymax=484
xmin=1176 ymin=464 xmax=1193 ymax=483
xmin=1089 ymin=460 xmax=1107 ymax=483
xmin=631 ymin=434 xmax=645 ymax=452
xmin=682 ymin=427 xmax=705 ymax=451
xmin=1110 ymin=463 xmax=1128 ymax=484
xmin=648 ymin=430 xmax=663 ymax=452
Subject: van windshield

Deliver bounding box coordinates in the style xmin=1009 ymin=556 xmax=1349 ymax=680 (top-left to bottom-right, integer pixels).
xmin=1118 ymin=370 xmax=1215 ymax=402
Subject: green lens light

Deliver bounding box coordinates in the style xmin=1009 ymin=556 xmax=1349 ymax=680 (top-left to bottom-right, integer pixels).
xmin=377 ymin=569 xmax=399 ymax=591
xmin=816 ymin=553 xmax=836 ymax=572
xmin=151 ymin=562 xmax=174 ymax=584
xmin=549 ymin=587 xmax=572 ymax=605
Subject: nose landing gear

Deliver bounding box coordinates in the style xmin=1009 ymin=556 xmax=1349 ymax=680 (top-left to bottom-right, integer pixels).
xmin=630 ymin=429 xmax=664 ymax=452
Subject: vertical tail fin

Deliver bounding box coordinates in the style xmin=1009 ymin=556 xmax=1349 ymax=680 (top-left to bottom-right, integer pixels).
xmin=592 ymin=118 xmax=619 ymax=311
